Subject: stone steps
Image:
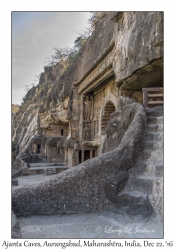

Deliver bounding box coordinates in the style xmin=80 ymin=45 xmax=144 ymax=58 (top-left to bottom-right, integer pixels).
xmin=42 ymin=156 xmax=47 ymax=162
xmin=146 ymin=111 xmax=163 ymax=118
xmin=146 ymin=150 xmax=163 ymax=163
xmin=130 ymin=158 xmax=163 ymax=177
xmin=142 ymin=149 xmax=152 ymax=160
xmin=113 ymin=107 xmax=163 ymax=217
xmin=145 ymin=132 xmax=163 ymax=141
xmin=147 ymin=124 xmax=163 ymax=133
xmin=44 ymin=168 xmax=57 ymax=175
xmin=126 ymin=173 xmax=162 ymax=194
xmin=114 ymin=190 xmax=155 ymax=216
xmin=144 ymin=141 xmax=163 ymax=150
xmin=146 ymin=163 xmax=163 ymax=177
xmin=147 ymin=116 xmax=163 ymax=125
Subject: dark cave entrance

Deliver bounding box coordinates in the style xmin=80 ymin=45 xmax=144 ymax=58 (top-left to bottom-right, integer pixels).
xmin=84 ymin=150 xmax=90 ymax=161
xmin=37 ymin=144 xmax=41 ymax=154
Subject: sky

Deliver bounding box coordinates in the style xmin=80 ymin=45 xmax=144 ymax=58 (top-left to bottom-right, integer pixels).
xmin=12 ymin=12 xmax=90 ymax=104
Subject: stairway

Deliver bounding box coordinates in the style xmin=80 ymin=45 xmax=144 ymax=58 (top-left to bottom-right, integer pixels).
xmin=44 ymin=168 xmax=57 ymax=175
xmin=114 ymin=106 xmax=163 ymax=218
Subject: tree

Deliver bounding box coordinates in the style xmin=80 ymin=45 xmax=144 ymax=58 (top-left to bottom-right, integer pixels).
xmin=33 ymin=73 xmax=41 ymax=85
xmin=74 ymin=35 xmax=87 ymax=51
xmin=44 ymin=12 xmax=104 ymax=70
xmin=45 ymin=46 xmax=74 ymax=69
xmin=88 ymin=12 xmax=104 ymax=29
xmin=25 ymin=85 xmax=30 ymax=92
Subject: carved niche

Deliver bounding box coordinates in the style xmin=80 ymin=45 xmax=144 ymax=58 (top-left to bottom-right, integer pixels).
xmin=83 ymin=95 xmax=93 ymax=121
xmin=83 ymin=122 xmax=91 ymax=139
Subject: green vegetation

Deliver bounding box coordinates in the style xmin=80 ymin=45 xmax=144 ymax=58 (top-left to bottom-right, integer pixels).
xmin=18 ymin=12 xmax=103 ymax=108
xmin=42 ymin=81 xmax=50 ymax=92
xmin=26 ymin=100 xmax=33 ymax=105
xmin=37 ymin=81 xmax=52 ymax=96
xmin=19 ymin=104 xmax=27 ymax=112
xmin=74 ymin=35 xmax=87 ymax=51
xmin=18 ymin=99 xmax=34 ymax=112
xmin=44 ymin=12 xmax=103 ymax=71
xmin=12 ymin=104 xmax=20 ymax=114
xmin=43 ymin=65 xmax=52 ymax=71
xmin=34 ymin=104 xmax=38 ymax=109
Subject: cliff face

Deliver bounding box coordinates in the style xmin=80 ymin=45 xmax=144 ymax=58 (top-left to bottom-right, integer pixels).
xmin=37 ymin=11 xmax=115 ymax=130
xmin=12 ymin=12 xmax=163 ymax=221
xmin=12 ymin=63 xmax=62 ymax=154
xmin=12 ymin=11 xmax=163 ymax=156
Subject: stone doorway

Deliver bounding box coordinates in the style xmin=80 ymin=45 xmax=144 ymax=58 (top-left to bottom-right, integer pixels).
xmin=78 ymin=149 xmax=96 ymax=164
xmin=84 ymin=150 xmax=90 ymax=161
xmin=37 ymin=144 xmax=41 ymax=154
xmin=101 ymin=101 xmax=115 ymax=135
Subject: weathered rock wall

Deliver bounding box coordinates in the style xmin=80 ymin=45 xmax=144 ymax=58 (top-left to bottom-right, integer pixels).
xmin=12 ymin=98 xmax=147 ymax=216
xmin=18 ymin=114 xmax=38 ymax=153
xmin=113 ymin=12 xmax=163 ymax=90
xmin=38 ymin=11 xmax=163 ymax=130
xmin=38 ymin=12 xmax=116 ymax=129
xmin=12 ymin=64 xmax=58 ymax=148
xmin=73 ymin=12 xmax=116 ymax=85
xmin=104 ymin=97 xmax=136 ymax=152
xmin=13 ymin=12 xmax=163 ymax=154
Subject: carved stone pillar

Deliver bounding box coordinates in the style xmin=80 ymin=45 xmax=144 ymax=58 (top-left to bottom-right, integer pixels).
xmin=34 ymin=143 xmax=37 ymax=154
xmin=47 ymin=146 xmax=51 ymax=162
xmin=90 ymin=150 xmax=93 ymax=159
xmin=79 ymin=95 xmax=84 ymax=139
xmin=81 ymin=150 xmax=84 ymax=162
xmin=64 ymin=148 xmax=68 ymax=166
xmin=41 ymin=143 xmax=45 ymax=155
xmin=91 ymin=95 xmax=94 ymax=138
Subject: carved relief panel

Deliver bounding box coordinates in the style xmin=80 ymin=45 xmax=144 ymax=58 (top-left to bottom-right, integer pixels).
xmin=94 ymin=88 xmax=108 ymax=119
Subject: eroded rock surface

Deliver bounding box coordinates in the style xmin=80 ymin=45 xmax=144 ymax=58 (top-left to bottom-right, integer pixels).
xmin=113 ymin=12 xmax=163 ymax=90
xmin=12 ymin=211 xmax=21 ymax=238
xmin=12 ymin=98 xmax=147 ymax=217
